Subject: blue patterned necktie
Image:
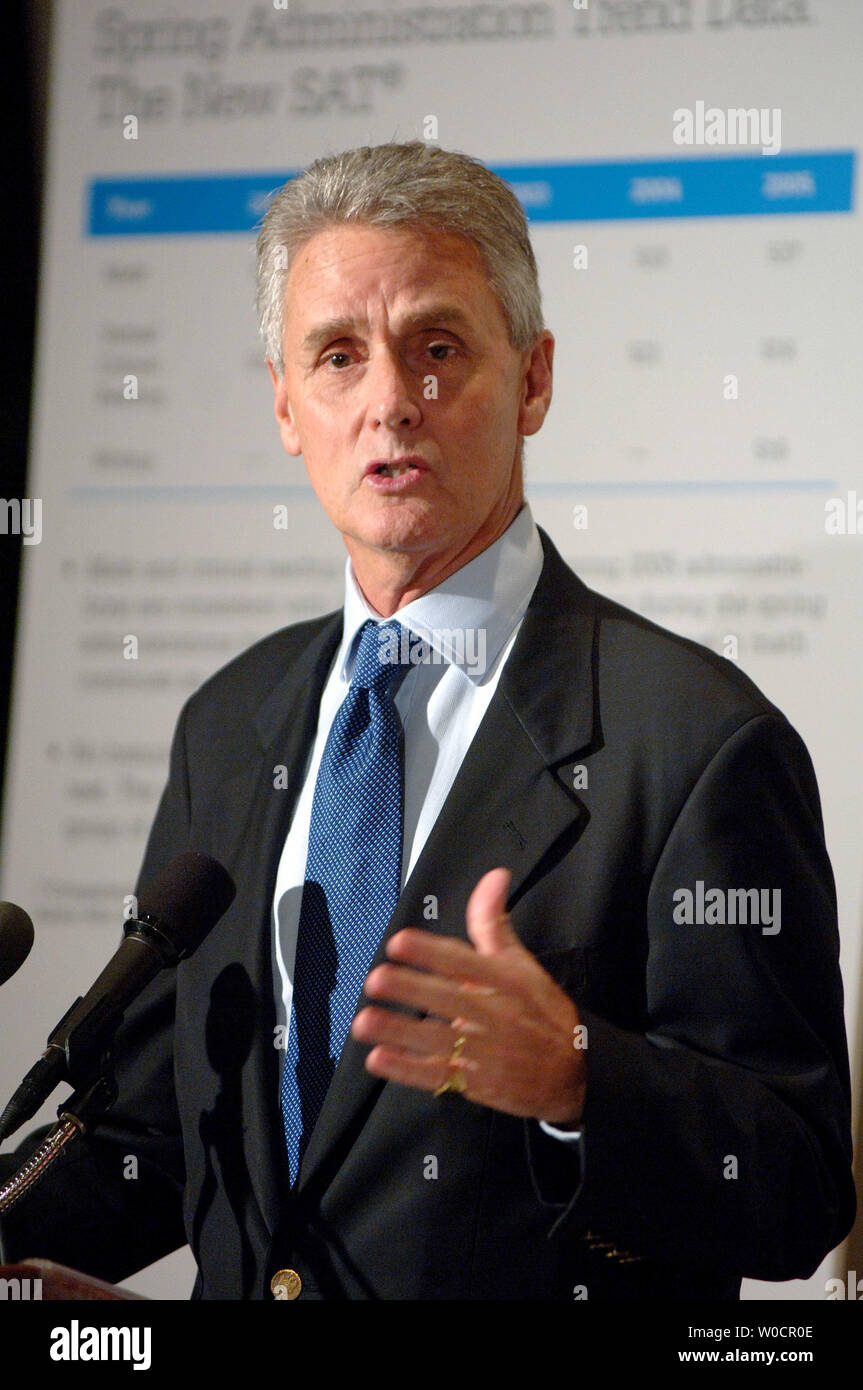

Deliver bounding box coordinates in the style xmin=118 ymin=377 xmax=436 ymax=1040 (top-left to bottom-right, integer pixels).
xmin=281 ymin=618 xmax=410 ymax=1185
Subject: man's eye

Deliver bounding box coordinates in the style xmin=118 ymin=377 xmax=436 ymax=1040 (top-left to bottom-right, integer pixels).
xmin=325 ymin=351 xmax=351 ymax=368
xmin=428 ymin=343 xmax=454 ymax=360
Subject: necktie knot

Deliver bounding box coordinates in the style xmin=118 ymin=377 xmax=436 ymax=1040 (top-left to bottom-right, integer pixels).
xmin=351 ymin=619 xmax=409 ymax=699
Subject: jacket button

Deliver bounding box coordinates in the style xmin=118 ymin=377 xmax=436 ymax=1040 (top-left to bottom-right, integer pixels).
xmin=270 ymin=1269 xmax=302 ymax=1300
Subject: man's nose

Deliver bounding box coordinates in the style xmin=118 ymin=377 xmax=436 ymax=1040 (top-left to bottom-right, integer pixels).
xmin=367 ymin=349 xmax=422 ymax=430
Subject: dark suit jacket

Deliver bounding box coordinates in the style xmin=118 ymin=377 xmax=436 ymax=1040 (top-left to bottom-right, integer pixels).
xmin=1 ymin=526 xmax=855 ymax=1298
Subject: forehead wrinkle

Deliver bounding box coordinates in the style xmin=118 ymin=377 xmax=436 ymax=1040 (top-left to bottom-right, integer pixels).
xmin=284 ymin=225 xmax=506 ymax=360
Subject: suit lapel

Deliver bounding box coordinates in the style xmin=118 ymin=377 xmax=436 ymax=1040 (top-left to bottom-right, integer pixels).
xmin=295 ymin=528 xmax=600 ymax=1197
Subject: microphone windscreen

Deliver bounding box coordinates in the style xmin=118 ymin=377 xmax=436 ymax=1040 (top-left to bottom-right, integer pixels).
xmin=137 ymin=851 xmax=236 ymax=958
xmin=0 ymin=902 xmax=35 ymax=987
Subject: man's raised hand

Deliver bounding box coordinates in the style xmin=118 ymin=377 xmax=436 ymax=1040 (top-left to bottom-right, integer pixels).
xmin=351 ymin=867 xmax=587 ymax=1125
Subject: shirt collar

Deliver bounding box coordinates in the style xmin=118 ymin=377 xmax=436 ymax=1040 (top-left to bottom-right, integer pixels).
xmin=337 ymin=501 xmax=543 ymax=684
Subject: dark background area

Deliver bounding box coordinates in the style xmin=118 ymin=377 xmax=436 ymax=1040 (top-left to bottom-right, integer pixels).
xmin=1 ymin=1 xmax=49 ymax=829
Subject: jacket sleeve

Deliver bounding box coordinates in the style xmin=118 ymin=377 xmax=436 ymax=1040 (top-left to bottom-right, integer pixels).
xmin=0 ymin=700 xmax=196 ymax=1285
xmin=526 ymin=713 xmax=855 ymax=1282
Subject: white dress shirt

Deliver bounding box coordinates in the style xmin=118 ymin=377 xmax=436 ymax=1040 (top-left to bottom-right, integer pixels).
xmin=271 ymin=501 xmax=582 ymax=1145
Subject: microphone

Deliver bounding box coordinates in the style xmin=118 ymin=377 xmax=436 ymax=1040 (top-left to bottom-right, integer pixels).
xmin=0 ymin=851 xmax=235 ymax=1143
xmin=0 ymin=903 xmax=35 ymax=988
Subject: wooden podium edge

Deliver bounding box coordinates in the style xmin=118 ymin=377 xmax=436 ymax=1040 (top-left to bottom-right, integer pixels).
xmin=0 ymin=1259 xmax=149 ymax=1300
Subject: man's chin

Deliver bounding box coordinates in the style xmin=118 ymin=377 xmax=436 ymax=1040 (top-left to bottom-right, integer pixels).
xmin=347 ymin=503 xmax=449 ymax=556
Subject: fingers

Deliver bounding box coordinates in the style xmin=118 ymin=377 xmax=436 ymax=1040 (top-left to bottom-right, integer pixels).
xmin=384 ymin=927 xmax=499 ymax=978
xmin=384 ymin=923 xmax=538 ymax=998
xmin=363 ymin=960 xmax=503 ymax=1028
xmin=355 ymin=1008 xmax=489 ymax=1102
xmin=363 ymin=1043 xmax=476 ymax=1098
xmin=465 ymin=867 xmax=517 ymax=955
xmin=382 ymin=925 xmax=563 ymax=1017
xmin=352 ymin=1004 xmax=471 ymax=1057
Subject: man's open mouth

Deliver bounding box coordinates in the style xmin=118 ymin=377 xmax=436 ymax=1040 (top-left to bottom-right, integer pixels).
xmin=373 ymin=463 xmax=420 ymax=477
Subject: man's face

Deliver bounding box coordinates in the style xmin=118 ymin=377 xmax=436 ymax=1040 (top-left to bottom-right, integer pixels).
xmin=269 ymin=222 xmax=552 ymax=584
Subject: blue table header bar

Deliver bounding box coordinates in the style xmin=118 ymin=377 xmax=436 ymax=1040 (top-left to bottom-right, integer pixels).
xmin=87 ymin=151 xmax=855 ymax=236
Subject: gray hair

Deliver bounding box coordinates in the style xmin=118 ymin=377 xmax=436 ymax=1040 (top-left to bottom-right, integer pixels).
xmin=256 ymin=141 xmax=544 ymax=377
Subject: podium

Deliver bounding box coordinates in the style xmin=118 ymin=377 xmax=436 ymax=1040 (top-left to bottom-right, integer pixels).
xmin=0 ymin=1259 xmax=147 ymax=1300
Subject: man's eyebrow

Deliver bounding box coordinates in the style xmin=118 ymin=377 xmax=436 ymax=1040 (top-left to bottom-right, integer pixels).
xmin=398 ymin=306 xmax=473 ymax=335
xmin=299 ymin=306 xmax=474 ymax=355
xmin=300 ymin=318 xmax=356 ymax=355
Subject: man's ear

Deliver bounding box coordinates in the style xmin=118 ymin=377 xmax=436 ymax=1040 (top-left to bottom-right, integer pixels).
xmin=267 ymin=358 xmax=302 ymax=456
xmin=517 ymin=331 xmax=554 ymax=439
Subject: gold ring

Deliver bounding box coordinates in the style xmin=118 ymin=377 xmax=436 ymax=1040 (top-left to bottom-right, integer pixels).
xmin=433 ymin=1034 xmax=468 ymax=1097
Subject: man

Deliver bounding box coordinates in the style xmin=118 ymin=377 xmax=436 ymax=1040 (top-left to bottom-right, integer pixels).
xmin=0 ymin=142 xmax=855 ymax=1299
